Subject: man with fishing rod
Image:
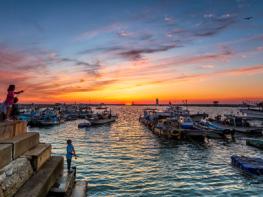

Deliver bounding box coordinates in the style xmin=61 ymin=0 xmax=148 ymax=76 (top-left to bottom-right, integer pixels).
xmin=66 ymin=139 xmax=78 ymax=173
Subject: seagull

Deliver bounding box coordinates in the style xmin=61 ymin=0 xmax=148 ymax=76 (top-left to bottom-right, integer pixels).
xmin=244 ymin=16 xmax=253 ymax=20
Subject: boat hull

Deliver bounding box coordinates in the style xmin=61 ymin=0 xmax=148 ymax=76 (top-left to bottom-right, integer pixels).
xmin=90 ymin=117 xmax=116 ymax=125
xmin=240 ymin=109 xmax=263 ymax=119
xmin=246 ymin=138 xmax=263 ymax=149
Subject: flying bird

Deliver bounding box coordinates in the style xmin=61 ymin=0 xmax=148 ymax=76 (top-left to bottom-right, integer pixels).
xmin=244 ymin=16 xmax=253 ymax=20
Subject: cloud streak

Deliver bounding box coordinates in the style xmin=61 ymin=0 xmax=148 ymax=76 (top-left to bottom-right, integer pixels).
xmin=173 ymin=64 xmax=263 ymax=82
xmin=117 ymin=44 xmax=176 ymax=60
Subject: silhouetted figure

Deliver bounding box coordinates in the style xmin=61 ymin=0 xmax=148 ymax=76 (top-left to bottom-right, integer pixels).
xmin=0 ymin=110 xmax=5 ymax=121
xmin=11 ymin=97 xmax=20 ymax=120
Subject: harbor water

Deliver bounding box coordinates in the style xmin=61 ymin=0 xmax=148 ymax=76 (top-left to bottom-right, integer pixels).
xmin=29 ymin=106 xmax=263 ymax=196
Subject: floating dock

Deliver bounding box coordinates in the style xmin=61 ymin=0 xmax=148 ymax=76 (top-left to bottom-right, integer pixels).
xmin=231 ymin=155 xmax=263 ymax=175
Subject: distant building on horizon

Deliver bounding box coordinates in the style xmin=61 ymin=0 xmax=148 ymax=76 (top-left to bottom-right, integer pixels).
xmin=213 ymin=101 xmax=219 ymax=106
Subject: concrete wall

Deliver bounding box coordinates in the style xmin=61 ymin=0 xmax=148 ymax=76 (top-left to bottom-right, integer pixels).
xmin=0 ymin=121 xmax=27 ymax=140
xmin=0 ymin=144 xmax=12 ymax=169
xmin=0 ymin=158 xmax=33 ymax=197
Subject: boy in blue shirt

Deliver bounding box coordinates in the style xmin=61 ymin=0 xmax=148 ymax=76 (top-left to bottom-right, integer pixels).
xmin=66 ymin=139 xmax=77 ymax=173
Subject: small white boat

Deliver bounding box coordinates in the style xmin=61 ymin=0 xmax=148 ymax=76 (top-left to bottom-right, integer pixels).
xmin=78 ymin=121 xmax=92 ymax=128
xmin=86 ymin=106 xmax=117 ymax=126
xmin=89 ymin=116 xmax=117 ymax=125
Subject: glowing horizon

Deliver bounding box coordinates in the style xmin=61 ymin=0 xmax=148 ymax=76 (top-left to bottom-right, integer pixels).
xmin=0 ymin=0 xmax=263 ymax=104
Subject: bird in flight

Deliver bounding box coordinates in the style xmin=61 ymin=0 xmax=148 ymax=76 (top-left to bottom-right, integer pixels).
xmin=244 ymin=16 xmax=253 ymax=20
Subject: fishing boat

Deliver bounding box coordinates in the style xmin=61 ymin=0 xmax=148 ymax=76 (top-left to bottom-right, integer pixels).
xmin=239 ymin=102 xmax=263 ymax=119
xmin=79 ymin=106 xmax=93 ymax=118
xmin=62 ymin=104 xmax=93 ymax=120
xmin=78 ymin=121 xmax=92 ymax=128
xmin=246 ymin=138 xmax=263 ymax=149
xmin=28 ymin=109 xmax=63 ymax=127
xmin=164 ymin=105 xmax=208 ymax=122
xmin=87 ymin=106 xmax=117 ymax=126
xmin=140 ymin=109 xmax=206 ymax=141
xmin=240 ymin=108 xmax=263 ymax=119
xmin=178 ymin=116 xmax=194 ymax=129
xmin=39 ymin=118 xmax=60 ymax=126
xmin=211 ymin=114 xmax=263 ymax=135
xmin=165 ymin=105 xmax=190 ymax=117
xmin=190 ymin=113 xmax=209 ymax=122
xmin=89 ymin=116 xmax=117 ymax=125
xmin=194 ymin=119 xmax=233 ymax=139
xmin=18 ymin=109 xmax=38 ymax=122
xmin=64 ymin=113 xmax=79 ymax=121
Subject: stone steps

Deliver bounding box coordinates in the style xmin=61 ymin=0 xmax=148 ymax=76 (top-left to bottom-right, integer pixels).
xmin=0 ymin=144 xmax=12 ymax=169
xmin=14 ymin=156 xmax=64 ymax=197
xmin=0 ymin=132 xmax=39 ymax=159
xmin=23 ymin=143 xmax=52 ymax=171
xmin=48 ymin=168 xmax=76 ymax=197
xmin=0 ymin=122 xmax=77 ymax=197
xmin=0 ymin=158 xmax=33 ymax=197
xmin=0 ymin=121 xmax=27 ymax=140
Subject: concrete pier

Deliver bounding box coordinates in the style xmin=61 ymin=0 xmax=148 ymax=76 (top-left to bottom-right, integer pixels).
xmin=71 ymin=181 xmax=88 ymax=197
xmin=0 ymin=120 xmax=87 ymax=197
xmin=48 ymin=168 xmax=76 ymax=196
xmin=0 ymin=144 xmax=12 ymax=169
xmin=0 ymin=121 xmax=27 ymax=140
xmin=15 ymin=156 xmax=64 ymax=197
xmin=23 ymin=143 xmax=52 ymax=171
xmin=0 ymin=132 xmax=40 ymax=159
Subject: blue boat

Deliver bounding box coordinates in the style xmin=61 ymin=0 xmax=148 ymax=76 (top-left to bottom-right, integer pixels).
xmin=231 ymin=155 xmax=263 ymax=175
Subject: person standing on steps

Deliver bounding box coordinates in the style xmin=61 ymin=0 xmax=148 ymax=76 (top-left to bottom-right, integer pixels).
xmin=10 ymin=97 xmax=20 ymax=120
xmin=4 ymin=85 xmax=24 ymax=120
xmin=66 ymin=139 xmax=77 ymax=173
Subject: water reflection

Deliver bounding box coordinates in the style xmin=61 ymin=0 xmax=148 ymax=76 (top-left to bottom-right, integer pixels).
xmin=29 ymin=106 xmax=263 ymax=196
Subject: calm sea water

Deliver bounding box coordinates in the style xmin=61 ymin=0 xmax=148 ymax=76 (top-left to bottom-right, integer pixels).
xmin=29 ymin=106 xmax=263 ymax=196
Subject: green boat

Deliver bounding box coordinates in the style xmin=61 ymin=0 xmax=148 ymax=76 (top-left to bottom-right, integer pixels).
xmin=246 ymin=138 xmax=263 ymax=149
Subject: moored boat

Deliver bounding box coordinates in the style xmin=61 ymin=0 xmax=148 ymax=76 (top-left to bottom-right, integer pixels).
xmin=139 ymin=108 xmax=206 ymax=141
xmin=28 ymin=109 xmax=63 ymax=127
xmin=194 ymin=119 xmax=233 ymax=139
xmin=212 ymin=114 xmax=263 ymax=135
xmin=86 ymin=106 xmax=117 ymax=126
xmin=246 ymin=138 xmax=263 ymax=149
xmin=231 ymin=155 xmax=263 ymax=175
xmin=89 ymin=117 xmax=117 ymax=125
xmin=78 ymin=121 xmax=92 ymax=128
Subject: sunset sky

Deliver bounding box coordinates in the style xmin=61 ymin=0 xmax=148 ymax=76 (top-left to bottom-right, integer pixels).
xmin=0 ymin=0 xmax=262 ymax=104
